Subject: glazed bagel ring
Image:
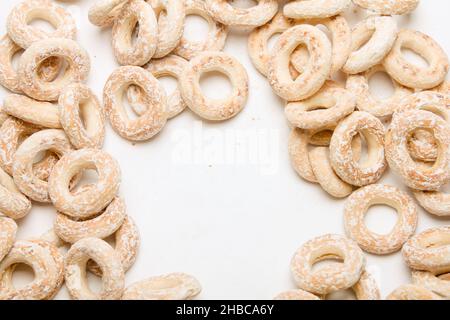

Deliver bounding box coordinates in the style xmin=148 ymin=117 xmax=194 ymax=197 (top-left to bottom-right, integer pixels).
xmin=18 ymin=38 xmax=91 ymax=101
xmin=383 ymin=29 xmax=449 ymax=90
xmin=330 ymin=111 xmax=387 ymax=187
xmin=104 ymin=66 xmax=167 ymax=141
xmin=290 ymin=234 xmax=365 ymax=295
xmin=6 ymin=0 xmax=76 ymax=49
xmin=353 ymin=0 xmax=420 ymax=15
xmin=0 ymin=217 xmax=17 ymax=262
xmin=48 ymin=148 xmax=121 ymax=219
xmin=346 ymin=64 xmax=413 ymax=118
xmin=0 ymin=117 xmax=39 ymax=175
xmin=122 ymin=273 xmax=202 ymax=300
xmin=65 ymin=238 xmax=125 ymax=300
xmin=344 ymin=184 xmax=418 ymax=255
xmin=88 ymin=216 xmax=140 ymax=276
xmin=127 ymin=55 xmax=188 ymax=119
xmin=205 ymin=0 xmax=278 ymax=28
xmin=412 ymin=270 xmax=450 ymax=298
xmin=54 ymin=197 xmax=126 ymax=244
xmin=285 ymin=81 xmax=356 ymax=130
xmin=309 ymin=146 xmax=353 ymax=198
xmin=150 ymin=0 xmax=185 ymax=58
xmin=395 ymin=91 xmax=450 ymax=162
xmin=0 ymin=167 xmax=31 ymax=219
xmin=387 ymin=284 xmax=440 ymax=300
xmin=274 ymin=289 xmax=320 ymax=300
xmin=0 ymin=35 xmax=60 ymax=93
xmin=284 ymin=0 xmax=351 ymax=19
xmin=0 ymin=240 xmax=61 ymax=300
xmin=173 ymin=0 xmax=228 ymax=60
xmin=180 ymin=51 xmax=249 ymax=121
xmin=13 ymin=129 xmax=74 ymax=203
xmin=3 ymin=94 xmax=61 ymax=129
xmin=59 ymin=83 xmax=105 ymax=149
xmin=88 ymin=0 xmax=128 ymax=27
xmin=343 ymin=16 xmax=398 ymax=74
xmin=112 ymin=0 xmax=158 ymax=66
xmin=385 ymin=110 xmax=450 ymax=191
xmin=402 ymin=226 xmax=450 ymax=274
xmin=268 ymin=25 xmax=332 ymax=101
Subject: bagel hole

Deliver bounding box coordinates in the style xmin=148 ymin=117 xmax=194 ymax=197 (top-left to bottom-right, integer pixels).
xmin=401 ymin=48 xmax=429 ymax=68
xmin=27 ymin=18 xmax=56 ymax=33
xmin=368 ymin=71 xmax=395 ymax=100
xmin=122 ymin=85 xmax=145 ymax=120
xmin=183 ymin=15 xmax=209 ymax=42
xmin=364 ymin=204 xmax=398 ymax=235
xmin=70 ymin=169 xmax=99 ymax=194
xmin=228 ymin=0 xmax=258 ymax=9
xmin=311 ymin=255 xmax=344 ymax=273
xmin=11 ymin=264 xmax=35 ymax=289
xmin=159 ymin=75 xmax=178 ymax=96
xmin=290 ymin=45 xmax=310 ymax=80
xmin=200 ymin=72 xmax=232 ymax=100
xmin=86 ymin=269 xmax=103 ymax=294
xmin=323 ymin=289 xmax=357 ymax=300
xmin=355 ymin=133 xmax=370 ymax=166
xmin=38 ymin=57 xmax=69 ymax=83
xmin=131 ymin=22 xmax=140 ymax=47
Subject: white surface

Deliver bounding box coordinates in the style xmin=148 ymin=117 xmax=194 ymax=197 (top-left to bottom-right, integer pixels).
xmin=0 ymin=0 xmax=449 ymax=300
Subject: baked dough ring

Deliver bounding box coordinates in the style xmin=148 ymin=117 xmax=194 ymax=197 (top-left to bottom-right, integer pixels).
xmin=18 ymin=38 xmax=91 ymax=101
xmin=268 ymin=24 xmax=332 ymax=101
xmin=65 ymin=237 xmax=125 ymax=300
xmin=3 ymin=94 xmax=61 ymax=129
xmin=59 ymin=83 xmax=105 ymax=149
xmin=54 ymin=197 xmax=126 ymax=243
xmin=353 ymin=0 xmax=420 ymax=15
xmin=173 ymin=0 xmax=228 ymax=60
xmin=180 ymin=51 xmax=249 ymax=121
xmin=385 ymin=109 xmax=450 ymax=191
xmin=112 ymin=0 xmax=158 ymax=66
xmin=205 ymin=0 xmax=278 ymax=28
xmin=284 ymin=0 xmax=351 ymax=19
xmin=48 ymin=148 xmax=121 ymax=219
xmin=290 ymin=234 xmax=365 ymax=295
xmin=122 ymin=273 xmax=202 ymax=300
xmin=412 ymin=270 xmax=450 ymax=299
xmin=6 ymin=0 xmax=76 ymax=49
xmin=344 ymin=184 xmax=418 ymax=255
xmin=413 ymin=188 xmax=450 ymax=217
xmin=0 ymin=167 xmax=32 ymax=219
xmin=387 ymin=284 xmax=440 ymax=300
xmin=88 ymin=0 xmax=128 ymax=27
xmin=104 ymin=66 xmax=167 ymax=141
xmin=0 ymin=217 xmax=17 ymax=262
xmin=285 ymin=81 xmax=355 ymax=130
xmin=383 ymin=29 xmax=449 ymax=90
xmin=330 ymin=111 xmax=387 ymax=187
xmin=343 ymin=16 xmax=397 ymax=74
xmin=346 ymin=64 xmax=413 ymax=118
xmin=13 ymin=129 xmax=74 ymax=203
xmin=402 ymin=226 xmax=450 ymax=274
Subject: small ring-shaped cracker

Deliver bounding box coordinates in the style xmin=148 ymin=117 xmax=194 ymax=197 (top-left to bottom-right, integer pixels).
xmin=290 ymin=234 xmax=365 ymax=295
xmin=88 ymin=0 xmax=128 ymax=27
xmin=387 ymin=284 xmax=440 ymax=300
xmin=268 ymin=24 xmax=332 ymax=101
xmin=353 ymin=0 xmax=420 ymax=15
xmin=284 ymin=0 xmax=351 ymax=19
xmin=6 ymin=0 xmax=76 ymax=49
xmin=0 ymin=217 xmax=17 ymax=262
xmin=122 ymin=273 xmax=202 ymax=300
xmin=346 ymin=64 xmax=413 ymax=118
xmin=59 ymin=83 xmax=105 ymax=149
xmin=104 ymin=66 xmax=167 ymax=141
xmin=54 ymin=197 xmax=126 ymax=244
xmin=330 ymin=111 xmax=387 ymax=187
xmin=343 ymin=16 xmax=398 ymax=75
xmin=0 ymin=167 xmax=31 ymax=219
xmin=344 ymin=184 xmax=418 ymax=255
xmin=112 ymin=0 xmax=158 ymax=66
xmin=13 ymin=129 xmax=74 ymax=203
xmin=385 ymin=109 xmax=450 ymax=191
xmin=65 ymin=237 xmax=125 ymax=300
xmin=402 ymin=226 xmax=450 ymax=274
xmin=383 ymin=29 xmax=449 ymax=90
xmin=18 ymin=38 xmax=91 ymax=101
xmin=205 ymin=0 xmax=278 ymax=28
xmin=180 ymin=51 xmax=249 ymax=121
xmin=48 ymin=148 xmax=121 ymax=219
xmin=412 ymin=270 xmax=450 ymax=299
xmin=173 ymin=0 xmax=228 ymax=60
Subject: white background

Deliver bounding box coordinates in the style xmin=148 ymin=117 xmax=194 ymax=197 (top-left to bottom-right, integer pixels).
xmin=0 ymin=0 xmax=449 ymax=299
